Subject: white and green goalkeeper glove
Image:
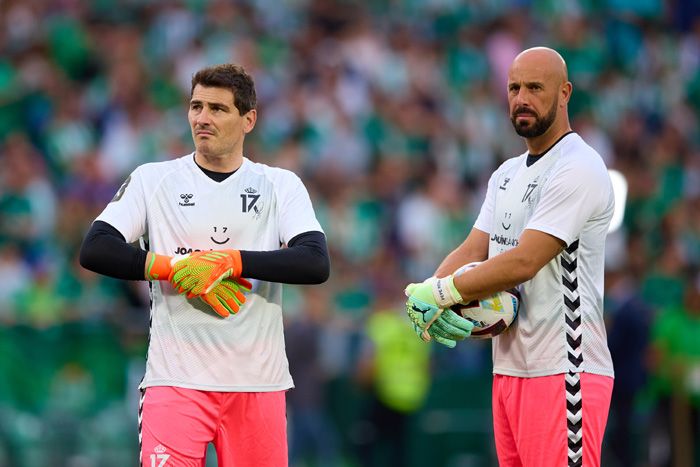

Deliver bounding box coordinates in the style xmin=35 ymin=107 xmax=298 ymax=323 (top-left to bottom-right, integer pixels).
xmin=404 ymin=277 xmax=473 ymax=348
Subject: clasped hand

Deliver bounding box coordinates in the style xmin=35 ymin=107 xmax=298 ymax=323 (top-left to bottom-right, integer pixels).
xmin=404 ymin=279 xmax=473 ymax=348
xmin=170 ymin=250 xmax=250 ymax=318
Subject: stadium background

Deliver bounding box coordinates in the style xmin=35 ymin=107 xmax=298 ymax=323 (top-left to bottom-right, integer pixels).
xmin=1 ymin=0 xmax=700 ymax=465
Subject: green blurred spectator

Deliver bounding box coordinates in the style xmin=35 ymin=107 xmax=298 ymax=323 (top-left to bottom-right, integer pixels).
xmin=648 ymin=274 xmax=700 ymax=466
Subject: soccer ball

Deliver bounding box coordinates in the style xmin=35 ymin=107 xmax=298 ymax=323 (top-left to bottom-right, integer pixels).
xmin=449 ymin=262 xmax=521 ymax=339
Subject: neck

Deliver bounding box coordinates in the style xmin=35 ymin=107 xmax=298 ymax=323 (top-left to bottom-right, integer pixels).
xmin=525 ymin=121 xmax=572 ymax=155
xmin=194 ymin=152 xmax=244 ymax=173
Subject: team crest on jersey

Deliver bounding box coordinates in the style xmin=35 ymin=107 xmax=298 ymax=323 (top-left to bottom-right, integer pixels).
xmin=151 ymin=444 xmax=170 ymax=466
xmin=179 ymin=193 xmax=195 ymax=206
xmin=521 ymin=183 xmax=537 ymax=204
xmin=241 ymin=187 xmax=264 ymax=219
xmin=521 ymin=176 xmax=540 ymax=208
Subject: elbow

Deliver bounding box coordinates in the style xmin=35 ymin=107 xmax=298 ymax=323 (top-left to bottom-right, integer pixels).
xmin=78 ymin=241 xmax=96 ymax=273
xmin=310 ymin=256 xmax=330 ymax=284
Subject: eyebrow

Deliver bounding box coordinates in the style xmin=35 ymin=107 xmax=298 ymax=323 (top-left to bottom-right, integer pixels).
xmin=189 ymin=99 xmax=232 ymax=111
xmin=508 ymin=81 xmax=544 ymax=88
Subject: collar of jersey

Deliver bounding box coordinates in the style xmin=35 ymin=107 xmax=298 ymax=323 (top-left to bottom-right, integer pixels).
xmin=188 ymin=153 xmax=248 ymax=185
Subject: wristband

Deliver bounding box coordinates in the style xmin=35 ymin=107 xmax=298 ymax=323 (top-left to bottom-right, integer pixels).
xmin=432 ymin=275 xmax=463 ymax=307
xmin=145 ymin=254 xmax=173 ymax=281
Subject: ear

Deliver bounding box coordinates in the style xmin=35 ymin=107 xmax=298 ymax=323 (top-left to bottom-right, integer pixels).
xmin=243 ymin=109 xmax=257 ymax=134
xmin=560 ymin=81 xmax=572 ymax=106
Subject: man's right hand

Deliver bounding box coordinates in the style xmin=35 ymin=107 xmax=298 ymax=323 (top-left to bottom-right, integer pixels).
xmin=145 ymin=252 xmax=253 ymax=317
xmin=201 ymin=278 xmax=253 ymax=317
xmin=404 ymin=280 xmax=473 ymax=348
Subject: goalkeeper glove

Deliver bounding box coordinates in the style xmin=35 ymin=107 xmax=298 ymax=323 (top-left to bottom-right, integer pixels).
xmin=201 ymin=277 xmax=253 ymax=317
xmin=404 ymin=277 xmax=473 ymax=348
xmin=145 ymin=253 xmax=176 ymax=281
xmin=169 ymin=250 xmax=243 ymax=297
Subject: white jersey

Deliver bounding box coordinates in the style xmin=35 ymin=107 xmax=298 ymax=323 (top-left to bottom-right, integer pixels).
xmin=474 ymin=133 xmax=615 ymax=378
xmin=97 ymin=154 xmax=324 ymax=391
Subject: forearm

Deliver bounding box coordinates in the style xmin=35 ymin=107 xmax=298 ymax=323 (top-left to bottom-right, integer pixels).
xmin=79 ymin=221 xmax=148 ymax=280
xmin=452 ymin=250 xmax=533 ymax=302
xmin=240 ymin=231 xmax=330 ymax=284
xmin=452 ymin=229 xmax=565 ymax=303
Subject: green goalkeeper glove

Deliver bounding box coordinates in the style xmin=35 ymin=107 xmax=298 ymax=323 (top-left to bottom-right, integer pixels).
xmin=169 ymin=250 xmax=243 ymax=297
xmin=201 ymin=277 xmax=253 ymax=317
xmin=404 ymin=278 xmax=473 ymax=348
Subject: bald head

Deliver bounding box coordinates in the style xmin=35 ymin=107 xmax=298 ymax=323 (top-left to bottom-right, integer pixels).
xmin=511 ymin=47 xmax=568 ymax=85
xmin=506 ymin=47 xmax=572 ymax=150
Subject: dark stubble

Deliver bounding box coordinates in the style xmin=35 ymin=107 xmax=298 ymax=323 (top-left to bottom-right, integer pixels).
xmin=510 ymin=99 xmax=558 ymax=138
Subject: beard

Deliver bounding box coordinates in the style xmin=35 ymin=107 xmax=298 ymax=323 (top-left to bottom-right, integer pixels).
xmin=510 ymin=100 xmax=558 ymax=138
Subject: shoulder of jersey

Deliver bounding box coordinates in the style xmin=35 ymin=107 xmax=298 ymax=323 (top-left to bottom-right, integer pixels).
xmin=497 ymin=153 xmax=527 ymax=172
xmin=246 ymin=159 xmax=301 ymax=183
xmin=560 ymin=134 xmax=608 ymax=173
xmin=136 ymin=154 xmax=190 ymax=174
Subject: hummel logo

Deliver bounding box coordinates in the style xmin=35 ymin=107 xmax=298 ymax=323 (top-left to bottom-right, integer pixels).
xmin=499 ymin=177 xmax=511 ymax=191
xmin=179 ymin=193 xmax=195 ymax=206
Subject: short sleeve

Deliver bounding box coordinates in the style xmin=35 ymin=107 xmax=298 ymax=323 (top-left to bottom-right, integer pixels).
xmin=96 ymin=167 xmax=148 ymax=243
xmin=274 ymin=171 xmax=324 ymax=245
xmin=525 ymin=163 xmax=613 ymax=246
xmin=473 ymin=171 xmax=499 ymax=234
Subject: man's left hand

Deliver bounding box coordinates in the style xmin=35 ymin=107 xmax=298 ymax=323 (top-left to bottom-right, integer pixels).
xmin=170 ymin=250 xmax=243 ymax=297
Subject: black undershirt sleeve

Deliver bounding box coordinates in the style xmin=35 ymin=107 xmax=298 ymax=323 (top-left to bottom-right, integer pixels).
xmin=240 ymin=231 xmax=330 ymax=284
xmin=79 ymin=221 xmax=148 ymax=280
xmin=80 ymin=221 xmax=330 ymax=285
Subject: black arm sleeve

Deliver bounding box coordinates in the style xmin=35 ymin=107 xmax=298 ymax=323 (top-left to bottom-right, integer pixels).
xmin=80 ymin=223 xmax=330 ymax=284
xmin=240 ymin=231 xmax=330 ymax=284
xmin=79 ymin=221 xmax=148 ymax=280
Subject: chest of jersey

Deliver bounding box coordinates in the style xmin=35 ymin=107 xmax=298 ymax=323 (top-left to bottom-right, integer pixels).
xmin=490 ymin=154 xmax=559 ymax=255
xmin=153 ymin=172 xmax=278 ymax=255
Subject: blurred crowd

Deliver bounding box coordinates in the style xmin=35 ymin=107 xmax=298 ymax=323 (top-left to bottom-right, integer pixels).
xmin=1 ymin=0 xmax=700 ymax=465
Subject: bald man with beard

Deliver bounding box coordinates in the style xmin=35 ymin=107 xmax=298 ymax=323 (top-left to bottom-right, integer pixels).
xmin=404 ymin=47 xmax=615 ymax=466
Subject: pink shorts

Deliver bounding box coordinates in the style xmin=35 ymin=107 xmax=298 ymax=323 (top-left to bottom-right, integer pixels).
xmin=139 ymin=386 xmax=287 ymax=467
xmin=492 ymin=372 xmax=613 ymax=467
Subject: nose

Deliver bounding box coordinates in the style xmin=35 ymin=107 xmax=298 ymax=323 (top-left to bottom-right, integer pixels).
xmin=513 ymin=88 xmax=531 ymax=107
xmin=194 ymin=108 xmax=212 ymax=127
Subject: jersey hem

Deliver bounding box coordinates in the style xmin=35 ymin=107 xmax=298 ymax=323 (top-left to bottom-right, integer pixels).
xmin=139 ymin=380 xmax=294 ymax=392
xmin=492 ymin=368 xmax=615 ymax=378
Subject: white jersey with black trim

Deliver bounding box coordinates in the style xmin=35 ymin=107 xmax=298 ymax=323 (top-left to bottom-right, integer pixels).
xmin=96 ymin=154 xmax=324 ymax=391
xmin=474 ymin=133 xmax=615 ymax=378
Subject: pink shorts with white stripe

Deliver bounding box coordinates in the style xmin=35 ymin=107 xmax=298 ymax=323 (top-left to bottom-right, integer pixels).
xmin=492 ymin=372 xmax=613 ymax=467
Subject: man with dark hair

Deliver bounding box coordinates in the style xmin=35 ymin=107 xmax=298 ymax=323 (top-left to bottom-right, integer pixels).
xmin=80 ymin=63 xmax=330 ymax=466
